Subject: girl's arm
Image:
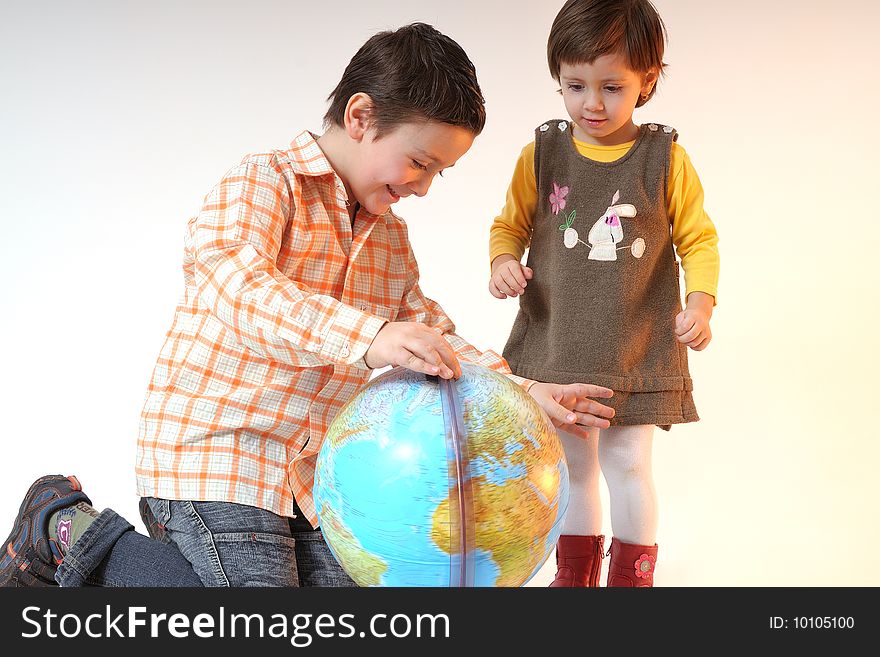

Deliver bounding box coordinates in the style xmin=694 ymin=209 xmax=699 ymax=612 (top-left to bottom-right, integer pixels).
xmin=668 ymin=143 xmax=720 ymax=304
xmin=668 ymin=144 xmax=719 ymax=350
xmin=489 ymin=142 xmax=538 ymax=298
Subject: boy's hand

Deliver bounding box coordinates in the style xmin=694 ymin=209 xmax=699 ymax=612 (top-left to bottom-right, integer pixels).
xmin=365 ymin=322 xmax=461 ymax=379
xmin=489 ymin=254 xmax=533 ymax=299
xmin=528 ymin=382 xmax=615 ymax=440
xmin=675 ymin=291 xmax=715 ymax=351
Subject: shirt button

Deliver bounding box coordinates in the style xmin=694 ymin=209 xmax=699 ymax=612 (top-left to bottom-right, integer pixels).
xmin=360 ymin=304 xmax=367 ymax=311
xmin=340 ymin=343 xmax=350 ymax=358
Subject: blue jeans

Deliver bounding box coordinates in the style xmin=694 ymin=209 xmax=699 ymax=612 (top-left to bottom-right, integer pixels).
xmin=54 ymin=498 xmax=356 ymax=587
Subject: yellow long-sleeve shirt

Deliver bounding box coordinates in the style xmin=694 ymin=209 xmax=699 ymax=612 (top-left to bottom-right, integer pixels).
xmin=489 ymin=135 xmax=719 ymax=300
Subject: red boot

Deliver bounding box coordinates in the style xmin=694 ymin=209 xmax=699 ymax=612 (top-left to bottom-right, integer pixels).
xmin=606 ymin=537 xmax=658 ymax=587
xmin=549 ymin=535 xmax=605 ymax=587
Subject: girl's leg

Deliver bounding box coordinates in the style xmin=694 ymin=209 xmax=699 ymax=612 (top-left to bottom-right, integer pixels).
xmin=550 ymin=430 xmax=605 ymax=587
xmin=598 ymin=424 xmax=657 ymax=544
xmin=558 ymin=428 xmax=602 ymax=535
xmin=599 ymin=425 xmax=659 ymax=586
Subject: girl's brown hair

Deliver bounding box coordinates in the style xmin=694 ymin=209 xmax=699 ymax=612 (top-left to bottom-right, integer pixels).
xmin=548 ymin=0 xmax=667 ymax=106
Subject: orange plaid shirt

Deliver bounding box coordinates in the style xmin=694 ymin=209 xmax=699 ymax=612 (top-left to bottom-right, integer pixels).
xmin=136 ymin=130 xmax=529 ymax=527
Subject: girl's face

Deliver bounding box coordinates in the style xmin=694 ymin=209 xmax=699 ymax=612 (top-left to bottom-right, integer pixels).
xmin=352 ymin=121 xmax=474 ymax=216
xmin=559 ymin=53 xmax=657 ymax=146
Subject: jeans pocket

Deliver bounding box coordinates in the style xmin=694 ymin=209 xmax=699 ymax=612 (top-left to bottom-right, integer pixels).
xmin=211 ymin=532 xmax=299 ymax=587
xmin=290 ymin=530 xmax=358 ymax=587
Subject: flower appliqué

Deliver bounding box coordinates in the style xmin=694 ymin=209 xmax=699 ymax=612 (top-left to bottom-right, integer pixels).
xmin=558 ymin=121 xmax=568 ymax=132
xmin=634 ymin=553 xmax=656 ymax=579
xmin=647 ymin=123 xmax=658 ymax=131
xmin=539 ymin=123 xmax=550 ymax=132
xmin=549 ymin=182 xmax=569 ymax=215
xmin=662 ymin=125 xmax=674 ymax=134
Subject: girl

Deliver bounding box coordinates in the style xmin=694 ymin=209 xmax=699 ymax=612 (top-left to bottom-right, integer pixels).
xmin=488 ymin=0 xmax=719 ymax=586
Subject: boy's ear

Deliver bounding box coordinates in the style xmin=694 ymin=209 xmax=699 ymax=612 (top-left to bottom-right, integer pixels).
xmin=344 ymin=92 xmax=374 ymax=142
xmin=641 ymin=69 xmax=659 ymax=97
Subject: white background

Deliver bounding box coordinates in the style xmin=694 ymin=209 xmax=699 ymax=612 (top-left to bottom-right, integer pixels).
xmin=2 ymin=0 xmax=878 ymax=586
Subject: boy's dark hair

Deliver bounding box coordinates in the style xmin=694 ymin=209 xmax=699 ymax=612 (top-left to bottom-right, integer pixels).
xmin=548 ymin=0 xmax=667 ymax=106
xmin=324 ymin=22 xmax=486 ymax=137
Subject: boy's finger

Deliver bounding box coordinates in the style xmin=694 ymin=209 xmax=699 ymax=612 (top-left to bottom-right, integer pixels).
xmin=405 ymin=350 xmax=455 ymax=379
xmin=523 ymin=267 xmax=534 ymax=280
xmin=404 ymin=351 xmax=440 ymax=376
xmin=430 ymin=336 xmax=461 ymax=378
xmin=424 ymin=345 xmax=444 ymax=367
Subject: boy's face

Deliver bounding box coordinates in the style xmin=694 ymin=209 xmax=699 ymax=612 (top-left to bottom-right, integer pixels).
xmin=352 ymin=121 xmax=475 ymax=215
xmin=559 ymin=53 xmax=657 ymax=146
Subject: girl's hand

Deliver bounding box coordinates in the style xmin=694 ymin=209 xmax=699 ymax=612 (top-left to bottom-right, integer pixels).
xmin=489 ymin=254 xmax=533 ymax=299
xmin=675 ymin=292 xmax=715 ymax=351
xmin=527 ymin=382 xmax=614 ymax=440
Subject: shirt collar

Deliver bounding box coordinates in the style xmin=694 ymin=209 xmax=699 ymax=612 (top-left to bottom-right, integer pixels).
xmin=286 ymin=130 xmax=337 ymax=177
xmin=285 ymin=130 xmax=389 ymax=220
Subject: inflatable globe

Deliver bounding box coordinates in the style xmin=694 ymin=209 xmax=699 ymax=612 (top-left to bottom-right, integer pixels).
xmin=313 ymin=362 xmax=569 ymax=586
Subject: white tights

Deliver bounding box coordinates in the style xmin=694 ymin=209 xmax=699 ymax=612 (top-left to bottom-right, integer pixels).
xmin=558 ymin=424 xmax=657 ymax=545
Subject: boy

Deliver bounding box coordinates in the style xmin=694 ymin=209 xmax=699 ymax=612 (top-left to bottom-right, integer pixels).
xmin=1 ymin=22 xmax=614 ymax=587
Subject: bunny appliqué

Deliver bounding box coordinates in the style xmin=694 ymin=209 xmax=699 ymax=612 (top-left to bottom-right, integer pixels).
xmin=554 ymin=187 xmax=646 ymax=261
